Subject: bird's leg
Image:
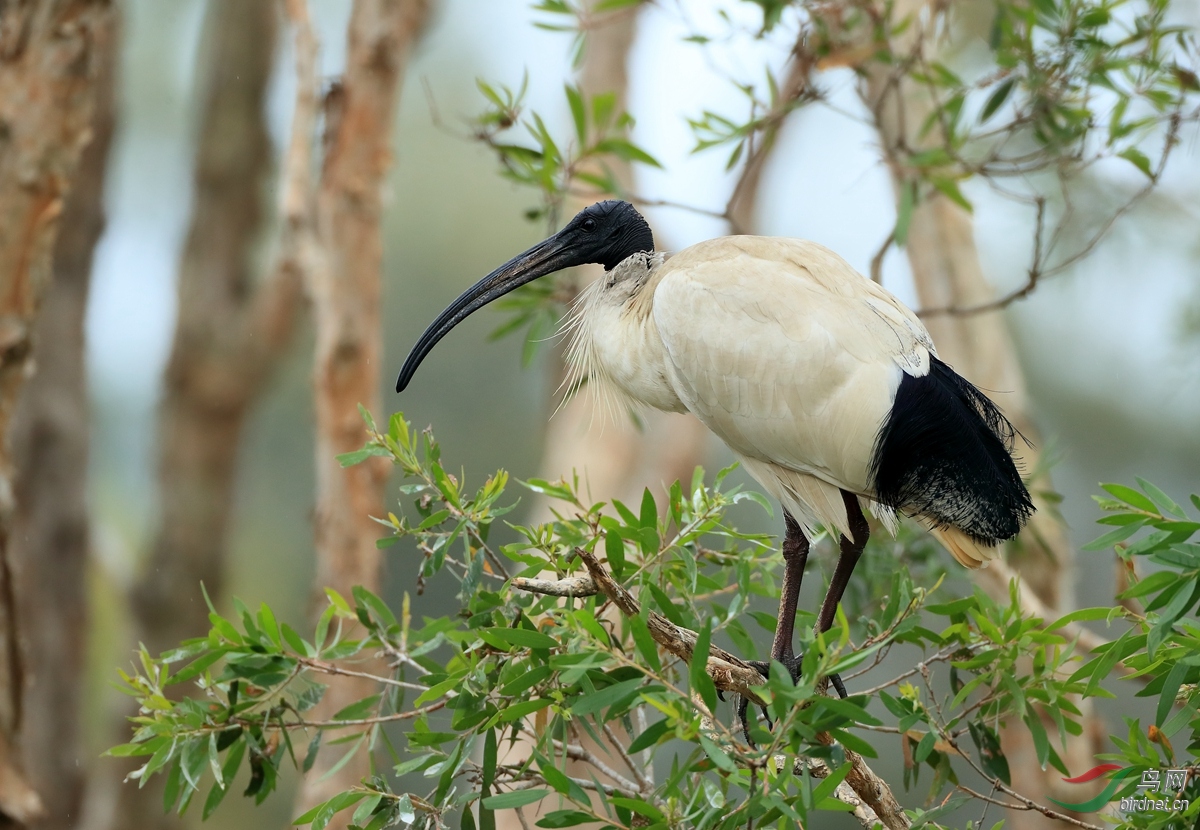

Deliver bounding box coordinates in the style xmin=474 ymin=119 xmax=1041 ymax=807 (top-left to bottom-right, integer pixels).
xmin=812 ymin=492 xmax=870 ymax=699
xmin=770 ymin=511 xmax=808 ymax=665
xmin=738 ymin=512 xmax=808 ymax=745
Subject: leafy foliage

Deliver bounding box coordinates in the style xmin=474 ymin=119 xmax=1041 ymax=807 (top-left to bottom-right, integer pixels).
xmin=112 ymin=411 xmax=1200 ymax=829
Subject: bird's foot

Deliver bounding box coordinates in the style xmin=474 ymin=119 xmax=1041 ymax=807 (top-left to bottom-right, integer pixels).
xmin=733 ymin=656 xmax=848 ymax=748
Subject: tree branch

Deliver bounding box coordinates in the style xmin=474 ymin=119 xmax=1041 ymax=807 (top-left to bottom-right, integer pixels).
xmin=575 ymin=547 xmax=912 ymax=830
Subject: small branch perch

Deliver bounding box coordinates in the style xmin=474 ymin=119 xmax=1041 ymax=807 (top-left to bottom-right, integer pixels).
xmin=573 ymin=548 xmax=912 ymax=830
xmin=511 ymin=574 xmax=598 ymax=597
xmin=575 ymin=548 xmax=767 ymax=705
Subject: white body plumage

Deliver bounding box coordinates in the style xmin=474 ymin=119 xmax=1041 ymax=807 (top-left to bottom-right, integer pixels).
xmin=564 ymin=236 xmax=996 ymax=568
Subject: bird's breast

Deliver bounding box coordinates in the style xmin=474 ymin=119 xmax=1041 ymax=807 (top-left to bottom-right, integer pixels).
xmin=564 ymin=273 xmax=687 ymax=415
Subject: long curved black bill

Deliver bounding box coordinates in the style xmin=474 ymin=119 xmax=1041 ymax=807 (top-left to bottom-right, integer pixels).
xmin=396 ymin=234 xmax=578 ymax=392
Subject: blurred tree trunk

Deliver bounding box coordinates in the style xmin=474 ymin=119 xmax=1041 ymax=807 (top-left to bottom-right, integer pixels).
xmin=837 ymin=0 xmax=1093 ymax=824
xmin=295 ymin=0 xmax=431 ymax=823
xmin=0 ymin=1 xmax=115 ymax=823
xmin=8 ymin=8 xmax=117 ymax=828
xmin=133 ymin=0 xmax=293 ymax=659
xmin=116 ymin=2 xmax=300 ymax=827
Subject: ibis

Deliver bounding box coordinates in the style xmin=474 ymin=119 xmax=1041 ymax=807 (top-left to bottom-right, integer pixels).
xmin=396 ymin=200 xmax=1033 ymax=732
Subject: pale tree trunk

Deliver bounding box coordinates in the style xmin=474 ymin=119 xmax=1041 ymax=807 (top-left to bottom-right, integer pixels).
xmin=838 ymin=1 xmax=1094 ymax=824
xmin=113 ymin=5 xmax=295 ymax=827
xmin=132 ymin=0 xmax=296 ymax=661
xmin=8 ymin=9 xmax=117 ymax=828
xmin=294 ymin=0 xmax=431 ymax=822
xmin=0 ymin=1 xmax=115 ymax=823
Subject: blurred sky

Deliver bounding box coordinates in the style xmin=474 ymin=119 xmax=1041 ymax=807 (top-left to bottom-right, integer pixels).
xmin=77 ymin=1 xmax=1200 ymax=824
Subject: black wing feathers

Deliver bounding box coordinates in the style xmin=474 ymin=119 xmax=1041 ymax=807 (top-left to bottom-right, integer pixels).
xmin=869 ymin=357 xmax=1034 ymax=544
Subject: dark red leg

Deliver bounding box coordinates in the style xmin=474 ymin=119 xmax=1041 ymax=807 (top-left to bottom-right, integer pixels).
xmin=811 ymin=492 xmax=869 ymax=696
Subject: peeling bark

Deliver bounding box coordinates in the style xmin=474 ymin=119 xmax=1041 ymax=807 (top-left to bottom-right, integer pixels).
xmin=8 ymin=9 xmax=117 ymax=828
xmin=0 ymin=1 xmax=115 ymax=823
xmin=295 ymin=0 xmax=431 ymax=823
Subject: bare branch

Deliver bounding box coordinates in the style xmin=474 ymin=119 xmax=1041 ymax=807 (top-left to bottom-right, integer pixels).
xmin=511 ymin=574 xmax=598 ymax=597
xmin=815 ymin=732 xmax=912 ymax=830
xmin=575 ymin=548 xmax=767 ymax=704
xmin=575 ymin=547 xmax=912 ymax=830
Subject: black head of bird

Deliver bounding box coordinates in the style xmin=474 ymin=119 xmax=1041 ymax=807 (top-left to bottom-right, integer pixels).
xmin=395 ymin=200 xmax=653 ymax=392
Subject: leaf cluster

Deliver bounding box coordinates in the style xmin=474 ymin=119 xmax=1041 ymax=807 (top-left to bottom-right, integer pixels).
xmin=112 ymin=412 xmax=1200 ymax=829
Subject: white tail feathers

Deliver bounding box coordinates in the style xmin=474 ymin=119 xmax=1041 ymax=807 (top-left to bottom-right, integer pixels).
xmin=929 ymin=525 xmax=1001 ymax=569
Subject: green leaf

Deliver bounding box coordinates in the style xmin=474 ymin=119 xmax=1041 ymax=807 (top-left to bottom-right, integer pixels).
xmin=1083 ymin=522 xmax=1144 ymax=551
xmin=1118 ymin=569 xmax=1176 ymax=600
xmin=894 ymin=180 xmax=915 ymax=246
xmin=628 ymin=718 xmax=671 ymax=753
xmin=1101 ymin=483 xmax=1159 ymax=514
xmin=690 ymin=619 xmax=718 ymax=716
xmin=1025 ymin=711 xmax=1049 ymax=768
xmin=536 ymin=811 xmax=595 ymax=828
xmin=698 ymin=735 xmax=737 ymax=772
xmin=351 ymin=794 xmax=383 ymax=826
xmin=331 ymin=694 xmax=380 ymax=722
xmin=980 ymin=78 xmax=1016 ymax=122
xmin=605 ymin=530 xmax=626 ymax=580
xmin=930 ymin=177 xmax=972 ymax=212
xmin=352 ymin=586 xmax=398 ymax=629
xmin=478 ymin=627 xmax=559 ymax=651
xmin=639 ymin=488 xmax=658 ymax=531
xmin=493 ymin=698 xmax=552 ymax=724
xmin=1137 ymin=478 xmax=1188 ymax=519
xmin=593 ymin=138 xmax=662 ymax=168
xmin=913 ymin=730 xmax=936 ymax=764
xmin=1118 ymin=147 xmax=1153 ymax=178
xmin=1156 ymin=660 xmax=1188 ymax=727
xmin=480 ymin=730 xmax=497 ymax=830
xmin=569 ymin=677 xmax=643 ymax=716
xmin=629 ymin=614 xmax=661 ymax=673
xmin=482 ymin=790 xmax=550 ymax=809
xmin=565 ymin=85 xmax=586 ymax=144
xmin=522 ymin=478 xmax=574 ymax=502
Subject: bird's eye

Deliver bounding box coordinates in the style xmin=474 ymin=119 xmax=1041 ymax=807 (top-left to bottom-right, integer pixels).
xmin=581 ymin=218 xmax=598 ymax=232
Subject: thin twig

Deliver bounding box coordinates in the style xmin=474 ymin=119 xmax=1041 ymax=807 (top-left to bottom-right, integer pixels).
xmin=955 ymin=776 xmax=1104 ymax=830
xmin=551 ymin=737 xmax=641 ymax=795
xmin=289 ymin=699 xmax=447 ymax=728
xmin=602 ymin=721 xmax=654 ymax=792
xmin=297 ymin=656 xmax=427 ymax=691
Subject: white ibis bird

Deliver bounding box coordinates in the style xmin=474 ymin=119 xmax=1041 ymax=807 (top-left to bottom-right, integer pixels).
xmin=396 ymin=200 xmax=1033 ymax=733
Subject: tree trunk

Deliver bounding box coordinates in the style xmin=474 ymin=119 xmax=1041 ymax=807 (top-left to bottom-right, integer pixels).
xmin=845 ymin=1 xmax=1094 ymax=824
xmin=0 ymin=1 xmax=115 ymax=823
xmin=132 ymin=0 xmax=292 ymax=660
xmin=295 ymin=0 xmax=431 ymax=823
xmin=115 ymin=3 xmax=301 ymax=827
xmin=8 ymin=9 xmax=117 ymax=827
